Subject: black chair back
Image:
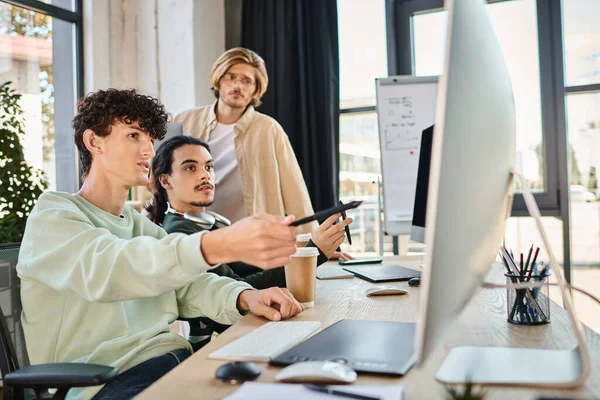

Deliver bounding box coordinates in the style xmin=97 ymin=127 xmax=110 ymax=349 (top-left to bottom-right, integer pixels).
xmin=0 ymin=243 xmax=34 ymax=400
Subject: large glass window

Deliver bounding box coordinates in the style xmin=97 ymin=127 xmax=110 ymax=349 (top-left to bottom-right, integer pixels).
xmin=338 ymin=0 xmax=387 ymax=109
xmin=562 ymin=0 xmax=600 ymax=87
xmin=412 ymin=0 xmax=544 ymax=191
xmin=562 ymin=0 xmax=600 ymax=334
xmin=338 ymin=0 xmax=392 ymax=255
xmin=38 ymin=0 xmax=76 ymax=11
xmin=0 ymin=0 xmax=80 ymax=192
xmin=566 ymin=89 xmax=600 ymax=330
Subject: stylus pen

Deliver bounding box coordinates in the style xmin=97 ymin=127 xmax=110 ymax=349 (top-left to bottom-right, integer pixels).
xmin=290 ymin=200 xmax=363 ymax=227
xmin=339 ymin=201 xmax=352 ymax=245
xmin=304 ymin=384 xmax=381 ymax=400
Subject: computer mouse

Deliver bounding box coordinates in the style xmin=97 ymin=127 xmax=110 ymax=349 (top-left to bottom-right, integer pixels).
xmin=215 ymin=361 xmax=261 ymax=383
xmin=275 ymin=361 xmax=357 ymax=384
xmin=408 ymin=277 xmax=421 ymax=287
xmin=365 ymin=286 xmax=408 ymax=296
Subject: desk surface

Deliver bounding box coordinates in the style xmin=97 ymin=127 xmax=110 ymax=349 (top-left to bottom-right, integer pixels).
xmin=137 ymin=256 xmax=600 ymax=399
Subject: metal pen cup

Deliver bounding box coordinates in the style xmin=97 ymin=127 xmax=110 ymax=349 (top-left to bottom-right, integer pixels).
xmin=505 ymin=272 xmax=550 ymax=325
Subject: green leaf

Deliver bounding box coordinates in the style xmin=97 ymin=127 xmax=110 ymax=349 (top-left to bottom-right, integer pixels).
xmin=0 ymin=81 xmax=48 ymax=243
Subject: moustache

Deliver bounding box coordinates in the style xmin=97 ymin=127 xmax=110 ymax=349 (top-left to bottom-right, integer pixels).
xmin=195 ymin=183 xmax=214 ymax=191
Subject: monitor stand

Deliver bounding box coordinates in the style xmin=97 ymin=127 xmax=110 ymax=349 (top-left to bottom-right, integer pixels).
xmin=435 ymin=169 xmax=591 ymax=388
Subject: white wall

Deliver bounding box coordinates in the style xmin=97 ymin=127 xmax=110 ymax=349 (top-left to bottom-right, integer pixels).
xmin=193 ymin=0 xmax=225 ymax=107
xmin=83 ymin=0 xmax=226 ymax=116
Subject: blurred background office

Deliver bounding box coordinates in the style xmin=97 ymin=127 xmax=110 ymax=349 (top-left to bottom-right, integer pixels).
xmin=0 ymin=0 xmax=598 ymax=331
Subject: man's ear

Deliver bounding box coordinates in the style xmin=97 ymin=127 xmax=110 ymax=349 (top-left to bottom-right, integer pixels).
xmin=158 ymin=174 xmax=172 ymax=190
xmin=82 ymin=129 xmax=104 ymax=155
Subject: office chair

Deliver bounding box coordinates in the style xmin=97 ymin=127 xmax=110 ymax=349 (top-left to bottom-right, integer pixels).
xmin=0 ymin=243 xmax=118 ymax=400
xmin=177 ymin=317 xmax=229 ymax=352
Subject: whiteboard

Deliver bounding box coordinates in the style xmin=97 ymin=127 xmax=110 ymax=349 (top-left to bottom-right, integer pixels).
xmin=376 ymin=76 xmax=438 ymax=236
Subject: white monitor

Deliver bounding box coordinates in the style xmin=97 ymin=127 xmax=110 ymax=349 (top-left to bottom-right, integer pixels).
xmin=416 ymin=0 xmax=517 ymax=366
xmin=414 ymin=0 xmax=589 ymax=387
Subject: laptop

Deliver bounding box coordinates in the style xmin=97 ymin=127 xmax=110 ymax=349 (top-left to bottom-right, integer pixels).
xmin=270 ymin=319 xmax=416 ymax=376
xmin=342 ymin=265 xmax=421 ymax=283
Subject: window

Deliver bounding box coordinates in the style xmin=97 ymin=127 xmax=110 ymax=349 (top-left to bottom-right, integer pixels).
xmin=384 ymin=0 xmax=598 ymax=331
xmin=338 ymin=0 xmax=393 ymax=255
xmin=38 ymin=0 xmax=75 ymax=11
xmin=562 ymin=0 xmax=600 ymax=87
xmin=413 ymin=0 xmax=544 ymax=191
xmin=0 ymin=0 xmax=82 ymax=192
xmin=562 ymin=0 xmax=600 ymax=334
xmin=338 ymin=0 xmax=388 ymax=109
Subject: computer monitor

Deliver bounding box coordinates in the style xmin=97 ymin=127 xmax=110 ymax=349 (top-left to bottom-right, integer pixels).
xmin=409 ymin=124 xmax=434 ymax=244
xmin=415 ymin=0 xmax=589 ymax=387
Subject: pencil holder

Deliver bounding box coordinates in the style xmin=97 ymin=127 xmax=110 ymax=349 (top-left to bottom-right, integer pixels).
xmin=505 ymin=273 xmax=550 ymax=325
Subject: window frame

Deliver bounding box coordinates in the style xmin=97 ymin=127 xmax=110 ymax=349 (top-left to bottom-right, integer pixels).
xmin=2 ymin=0 xmax=84 ymax=192
xmin=560 ymin=1 xmax=600 ymax=277
xmin=376 ymin=0 xmax=575 ymax=278
xmin=386 ymin=0 xmax=565 ymax=214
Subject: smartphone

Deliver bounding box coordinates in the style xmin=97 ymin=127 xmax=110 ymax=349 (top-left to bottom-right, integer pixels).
xmin=338 ymin=257 xmax=383 ymax=266
xmin=290 ymin=200 xmax=363 ymax=227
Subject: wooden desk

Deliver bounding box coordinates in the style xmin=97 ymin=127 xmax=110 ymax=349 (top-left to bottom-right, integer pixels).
xmin=137 ymin=256 xmax=600 ymax=399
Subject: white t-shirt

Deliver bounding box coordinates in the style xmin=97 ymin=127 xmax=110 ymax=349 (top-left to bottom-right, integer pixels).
xmin=207 ymin=122 xmax=247 ymax=223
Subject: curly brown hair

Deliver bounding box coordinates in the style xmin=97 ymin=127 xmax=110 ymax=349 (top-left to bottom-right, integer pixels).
xmin=72 ymin=88 xmax=170 ymax=179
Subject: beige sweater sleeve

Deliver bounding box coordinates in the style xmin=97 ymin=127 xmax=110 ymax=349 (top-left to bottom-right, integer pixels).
xmin=271 ymin=121 xmax=318 ymax=234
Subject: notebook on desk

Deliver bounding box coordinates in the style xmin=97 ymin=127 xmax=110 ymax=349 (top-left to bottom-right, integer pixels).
xmin=342 ymin=264 xmax=420 ymax=283
xmin=225 ymin=382 xmax=404 ymax=400
xmin=270 ymin=319 xmax=416 ymax=376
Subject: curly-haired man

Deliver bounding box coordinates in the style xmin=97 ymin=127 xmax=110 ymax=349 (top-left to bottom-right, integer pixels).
xmin=17 ymin=89 xmax=303 ymax=400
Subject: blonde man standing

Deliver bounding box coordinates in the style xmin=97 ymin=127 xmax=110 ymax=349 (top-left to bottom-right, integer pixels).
xmin=174 ymin=48 xmax=316 ymax=233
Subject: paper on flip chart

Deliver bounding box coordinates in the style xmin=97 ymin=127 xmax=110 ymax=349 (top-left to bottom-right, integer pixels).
xmin=224 ymin=382 xmax=404 ymax=400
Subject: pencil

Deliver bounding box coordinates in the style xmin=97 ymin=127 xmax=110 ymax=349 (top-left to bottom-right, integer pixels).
xmin=524 ymin=245 xmax=533 ymax=273
xmin=526 ymin=247 xmax=541 ymax=281
xmin=520 ymin=253 xmax=524 ymax=276
xmin=499 ymin=250 xmax=512 ymax=274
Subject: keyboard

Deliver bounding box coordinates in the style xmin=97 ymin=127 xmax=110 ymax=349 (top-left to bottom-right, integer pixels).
xmin=316 ymin=267 xmax=355 ymax=280
xmin=208 ymin=321 xmax=321 ymax=362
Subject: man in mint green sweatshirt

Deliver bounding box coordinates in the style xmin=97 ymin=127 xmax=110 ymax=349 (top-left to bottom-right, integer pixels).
xmin=17 ymin=89 xmax=304 ymax=400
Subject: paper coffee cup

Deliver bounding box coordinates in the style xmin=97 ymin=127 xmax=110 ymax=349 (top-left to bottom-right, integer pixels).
xmin=296 ymin=233 xmax=312 ymax=247
xmin=285 ymin=247 xmax=319 ymax=308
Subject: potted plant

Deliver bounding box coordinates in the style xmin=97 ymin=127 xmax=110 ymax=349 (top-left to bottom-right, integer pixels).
xmin=446 ymin=381 xmax=487 ymax=400
xmin=0 ymin=81 xmax=48 ymax=243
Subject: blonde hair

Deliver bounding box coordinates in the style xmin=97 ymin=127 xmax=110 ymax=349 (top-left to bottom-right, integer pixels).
xmin=209 ymin=48 xmax=269 ymax=108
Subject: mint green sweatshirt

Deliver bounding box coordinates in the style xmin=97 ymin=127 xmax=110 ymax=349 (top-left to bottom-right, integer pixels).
xmin=16 ymin=192 xmax=252 ymax=399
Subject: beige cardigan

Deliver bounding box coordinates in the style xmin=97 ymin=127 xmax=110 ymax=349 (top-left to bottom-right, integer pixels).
xmin=175 ymin=102 xmax=317 ymax=234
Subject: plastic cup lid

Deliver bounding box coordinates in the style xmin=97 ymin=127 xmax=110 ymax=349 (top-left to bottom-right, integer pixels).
xmin=292 ymin=247 xmax=320 ymax=257
xmin=296 ymin=233 xmax=312 ymax=242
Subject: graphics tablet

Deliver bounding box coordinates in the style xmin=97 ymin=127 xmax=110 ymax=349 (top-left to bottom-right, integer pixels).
xmin=342 ymin=265 xmax=421 ymax=283
xmin=270 ymin=320 xmax=416 ymax=376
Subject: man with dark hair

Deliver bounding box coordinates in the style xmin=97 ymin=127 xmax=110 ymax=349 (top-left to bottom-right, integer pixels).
xmin=17 ymin=89 xmax=304 ymax=400
xmin=146 ymin=135 xmax=352 ymax=289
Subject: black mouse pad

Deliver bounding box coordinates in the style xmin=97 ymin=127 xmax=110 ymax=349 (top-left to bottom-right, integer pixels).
xmin=269 ymin=320 xmax=416 ymax=376
xmin=342 ymin=265 xmax=421 ymax=283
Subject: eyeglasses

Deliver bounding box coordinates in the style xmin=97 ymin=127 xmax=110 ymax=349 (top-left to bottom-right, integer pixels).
xmin=221 ymin=73 xmax=255 ymax=89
